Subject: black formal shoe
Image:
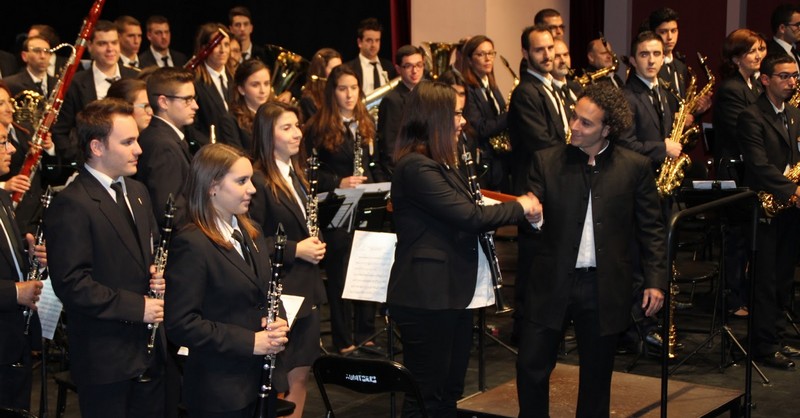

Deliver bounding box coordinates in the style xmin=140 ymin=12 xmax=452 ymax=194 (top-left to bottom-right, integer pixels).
xmin=758 ymin=352 xmax=796 ymax=370
xmin=645 ymin=331 xmax=663 ymax=348
xmin=780 ymin=345 xmax=800 ymax=358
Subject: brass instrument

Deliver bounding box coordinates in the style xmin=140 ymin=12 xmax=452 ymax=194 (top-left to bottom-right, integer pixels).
xmin=364 ymin=76 xmax=401 ymax=124
xmin=656 ymin=52 xmax=715 ymax=198
xmin=23 ymin=187 xmax=53 ymax=335
xmin=486 ymin=55 xmax=519 ymax=154
xmin=13 ymin=90 xmax=44 ymax=127
xmin=790 ymin=87 xmax=800 ymax=107
xmin=758 ymin=162 xmax=800 ymax=217
xmin=147 ymin=194 xmax=176 ymax=354
xmin=263 ymin=45 xmax=309 ymax=98
xmin=422 ymin=41 xmax=460 ymax=80
xmin=254 ymin=224 xmax=286 ymax=418
xmin=461 ymin=138 xmax=513 ymax=314
xmin=306 ymin=149 xmax=320 ymax=237
xmin=576 ymin=33 xmax=620 ymax=88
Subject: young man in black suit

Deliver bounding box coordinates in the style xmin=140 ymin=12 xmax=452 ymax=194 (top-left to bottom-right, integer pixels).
xmin=51 ymin=20 xmax=139 ymax=172
xmin=135 ymin=67 xmax=197 ymax=228
xmin=116 ymin=16 xmax=143 ymax=69
xmin=377 ymin=45 xmax=425 ymax=175
xmin=766 ymin=4 xmax=800 ymax=66
xmin=517 ymin=83 xmax=666 ymax=417
xmin=0 ymin=122 xmax=47 ymax=412
xmin=3 ymin=35 xmax=57 ymax=98
xmin=619 ymin=31 xmax=681 ymax=167
xmin=737 ymin=54 xmax=800 ymax=370
xmin=27 ymin=25 xmax=68 ymax=78
xmin=139 ymin=16 xmax=187 ymax=69
xmin=345 ymin=18 xmax=397 ymax=96
xmin=228 ymin=6 xmax=266 ymax=62
xmin=46 ymin=99 xmax=166 ymax=418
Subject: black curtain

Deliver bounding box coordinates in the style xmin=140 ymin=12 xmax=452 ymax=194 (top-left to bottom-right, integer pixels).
xmin=569 ymin=0 xmax=605 ymax=72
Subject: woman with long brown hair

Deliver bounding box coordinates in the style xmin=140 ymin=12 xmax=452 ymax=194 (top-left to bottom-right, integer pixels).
xmin=165 ymin=143 xmax=290 ymax=417
xmin=249 ymin=101 xmax=326 ymax=417
xmin=299 ymin=48 xmax=342 ymax=121
xmin=230 ymin=59 xmax=274 ymax=153
xmin=303 ymin=64 xmax=384 ymax=354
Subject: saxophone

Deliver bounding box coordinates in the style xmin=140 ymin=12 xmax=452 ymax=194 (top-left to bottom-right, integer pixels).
xmin=789 ymin=87 xmax=800 ymax=108
xmin=147 ymin=194 xmax=176 ymax=354
xmin=487 ymin=55 xmax=519 ymax=154
xmin=758 ymin=162 xmax=800 ymax=217
xmin=656 ymin=53 xmax=715 ymax=198
xmin=575 ymin=33 xmax=620 ymax=88
xmin=305 ymin=150 xmax=320 ymax=237
xmin=23 ymin=187 xmax=54 ymax=335
xmin=254 ymin=223 xmax=286 ymax=418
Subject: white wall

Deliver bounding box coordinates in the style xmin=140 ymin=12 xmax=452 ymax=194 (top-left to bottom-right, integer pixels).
xmin=410 ymin=0 xmax=570 ymax=93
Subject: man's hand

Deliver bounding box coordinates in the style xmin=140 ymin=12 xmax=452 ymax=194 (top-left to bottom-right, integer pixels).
xmin=26 ymin=233 xmax=47 ymax=268
xmin=143 ymin=296 xmax=164 ymax=324
xmin=665 ymin=140 xmax=682 ymax=159
xmin=16 ymin=280 xmax=43 ymax=310
xmin=3 ymin=175 xmax=30 ymax=193
xmin=642 ymin=288 xmax=665 ymax=317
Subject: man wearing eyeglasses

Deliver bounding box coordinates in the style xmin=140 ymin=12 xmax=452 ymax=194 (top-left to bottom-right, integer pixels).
xmin=738 ymin=53 xmax=800 ymax=370
xmin=135 ymin=67 xmax=197 ymax=228
xmin=377 ymin=45 xmax=425 ymax=176
xmin=767 ymin=4 xmax=800 ymax=67
xmin=534 ymin=8 xmax=565 ymax=42
xmin=51 ymin=20 xmax=139 ymax=177
xmin=3 ymin=35 xmax=57 ymax=98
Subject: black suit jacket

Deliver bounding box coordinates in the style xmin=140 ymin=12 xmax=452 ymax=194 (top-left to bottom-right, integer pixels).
xmin=139 ymin=48 xmax=188 ymax=69
xmin=0 ymin=190 xmax=31 ymax=366
xmin=659 ymin=55 xmax=690 ymax=114
xmin=387 ymin=152 xmax=525 ymax=310
xmin=193 ymin=76 xmax=242 ymax=150
xmin=767 ymin=39 xmax=795 ymax=62
xmin=250 ymin=170 xmax=325 ymax=317
xmin=619 ymin=76 xmax=675 ymax=166
xmin=45 ymin=170 xmax=162 ymax=386
xmin=311 ymin=124 xmax=386 ymax=190
xmin=464 ymin=82 xmax=508 ymax=143
xmin=165 ymin=222 xmax=273 ymax=412
xmin=51 ymin=65 xmax=139 ymax=165
xmin=2 ymin=70 xmax=57 ymax=98
xmin=507 ymin=70 xmax=566 ymax=193
xmin=134 ymin=117 xmax=192 ymax=227
xmin=738 ymin=94 xmax=800 ymax=201
xmin=526 ymin=143 xmax=667 ymax=335
xmin=713 ymin=73 xmax=762 ymax=176
xmin=377 ymin=82 xmax=412 ymax=175
xmin=345 ymin=57 xmax=398 ymax=91
xmin=0 ymin=50 xmax=19 ymax=79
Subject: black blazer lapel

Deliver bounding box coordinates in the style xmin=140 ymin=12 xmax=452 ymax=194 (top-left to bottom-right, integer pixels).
xmin=216 ymin=230 xmax=263 ymax=293
xmin=0 ymin=192 xmax=23 ymax=275
xmin=530 ymin=78 xmax=566 ymax=138
xmin=757 ymin=96 xmax=791 ymax=145
xmin=126 ymin=179 xmax=154 ymax=263
xmin=278 ymin=191 xmax=309 ymax=236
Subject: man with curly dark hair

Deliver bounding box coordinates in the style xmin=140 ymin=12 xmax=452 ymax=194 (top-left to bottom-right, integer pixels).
xmin=517 ymin=83 xmax=667 ymax=417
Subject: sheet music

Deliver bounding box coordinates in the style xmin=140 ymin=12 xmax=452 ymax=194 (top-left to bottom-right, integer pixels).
xmin=37 ymin=278 xmax=63 ymax=340
xmin=280 ymin=294 xmax=305 ymax=328
xmin=342 ymin=230 xmax=396 ymax=302
xmin=356 ymin=182 xmax=391 ymax=193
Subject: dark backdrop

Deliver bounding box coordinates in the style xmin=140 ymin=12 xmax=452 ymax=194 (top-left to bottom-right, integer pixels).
xmin=1 ymin=0 xmax=394 ymax=65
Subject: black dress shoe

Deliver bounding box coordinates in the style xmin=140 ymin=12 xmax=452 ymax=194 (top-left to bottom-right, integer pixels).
xmin=780 ymin=345 xmax=800 ymax=358
xmin=758 ymin=352 xmax=796 ymax=370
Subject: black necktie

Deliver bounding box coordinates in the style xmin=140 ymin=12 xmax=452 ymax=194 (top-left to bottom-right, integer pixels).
xmin=231 ymin=229 xmax=255 ymax=273
xmin=344 ymin=120 xmax=355 ymax=143
xmin=131 ymin=60 xmax=139 ymax=68
xmin=370 ymin=62 xmax=381 ymax=90
xmin=219 ymin=74 xmax=230 ymax=103
xmin=0 ymin=205 xmax=25 ymax=276
xmin=484 ymin=86 xmax=499 ymax=116
xmin=650 ymin=87 xmax=665 ymax=137
xmin=105 ymin=77 xmax=118 ymax=85
xmin=792 ymin=46 xmax=800 ymax=66
xmin=161 ymin=56 xmax=170 ymax=67
xmin=110 ymin=181 xmax=137 ymax=235
xmin=242 ymin=52 xmax=249 ymax=61
xmin=779 ymin=111 xmax=789 ymax=134
xmin=289 ymin=168 xmax=308 ymax=207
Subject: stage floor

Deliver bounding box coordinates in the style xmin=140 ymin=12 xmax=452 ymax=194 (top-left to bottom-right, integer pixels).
xmin=457 ymin=363 xmax=743 ymax=417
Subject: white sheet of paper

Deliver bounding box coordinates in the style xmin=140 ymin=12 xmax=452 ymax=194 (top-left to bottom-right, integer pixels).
xmin=280 ymin=294 xmax=305 ymax=328
xmin=356 ymin=182 xmax=391 ymax=193
xmin=691 ymin=180 xmax=736 ymax=190
xmin=37 ymin=278 xmax=63 ymax=340
xmin=342 ymin=230 xmax=396 ymax=302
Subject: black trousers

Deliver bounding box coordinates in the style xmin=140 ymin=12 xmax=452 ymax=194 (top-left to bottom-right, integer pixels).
xmin=77 ymin=373 xmax=166 ymax=418
xmin=0 ymin=344 xmax=32 ymax=411
xmin=516 ymin=271 xmax=619 ymax=418
xmin=390 ymin=305 xmax=473 ymax=418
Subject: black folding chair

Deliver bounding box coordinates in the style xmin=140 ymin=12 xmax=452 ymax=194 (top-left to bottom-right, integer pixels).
xmin=312 ymin=354 xmax=428 ymax=418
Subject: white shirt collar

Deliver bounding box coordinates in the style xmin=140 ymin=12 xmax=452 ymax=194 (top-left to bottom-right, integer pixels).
xmin=150 ymin=46 xmax=171 ymax=65
xmin=527 ymin=68 xmax=553 ymax=88
xmin=774 ymin=37 xmax=795 ymax=55
xmin=84 ymin=163 xmax=126 ymax=199
xmin=91 ymin=62 xmax=121 ymax=99
xmin=152 ymin=115 xmax=185 ymax=140
xmin=635 ymin=73 xmax=659 ymax=90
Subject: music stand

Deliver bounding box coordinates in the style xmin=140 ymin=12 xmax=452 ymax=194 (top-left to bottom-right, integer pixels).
xmin=353 ymin=191 xmax=391 ymax=232
xmin=318 ymin=193 xmax=346 ymax=230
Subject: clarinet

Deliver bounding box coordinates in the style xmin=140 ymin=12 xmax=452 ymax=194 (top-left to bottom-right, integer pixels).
xmin=254 ymin=223 xmax=286 ymax=418
xmin=306 ymin=149 xmax=320 ymax=238
xmin=353 ymin=128 xmax=365 ymax=177
xmin=460 ymin=138 xmax=513 ymax=314
xmin=23 ymin=187 xmax=54 ymax=335
xmin=147 ymin=194 xmax=176 ymax=354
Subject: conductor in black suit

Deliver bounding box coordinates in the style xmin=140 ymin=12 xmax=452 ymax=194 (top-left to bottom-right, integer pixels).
xmin=51 ymin=20 xmax=139 ymax=171
xmin=46 ymin=99 xmax=167 ymax=418
xmin=344 ymin=18 xmax=397 ymax=96
xmin=134 ymin=67 xmax=198 ymax=227
xmin=517 ymin=83 xmax=666 ymax=417
xmin=737 ymin=54 xmax=800 ymax=370
xmin=0 ymin=122 xmax=47 ymax=411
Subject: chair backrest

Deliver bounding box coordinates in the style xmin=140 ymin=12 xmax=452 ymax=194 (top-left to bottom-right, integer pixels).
xmin=312 ymin=354 xmax=428 ymax=418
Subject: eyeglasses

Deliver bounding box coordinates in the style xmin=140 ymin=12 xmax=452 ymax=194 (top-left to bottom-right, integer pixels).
xmin=0 ymin=141 xmax=10 ymax=150
xmin=401 ymin=62 xmax=424 ymax=70
xmin=133 ymin=103 xmax=152 ymax=111
xmin=27 ymin=47 xmax=52 ymax=55
xmin=785 ymin=21 xmax=800 ymax=28
xmin=771 ymin=72 xmax=800 ymax=81
xmin=473 ymin=51 xmax=497 ymax=59
xmin=548 ymin=25 xmax=566 ymax=31
xmin=160 ymin=94 xmax=196 ymax=105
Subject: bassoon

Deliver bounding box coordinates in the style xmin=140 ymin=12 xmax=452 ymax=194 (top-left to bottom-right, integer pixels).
xmin=184 ymin=29 xmax=228 ymax=71
xmin=11 ymin=0 xmax=107 ymax=206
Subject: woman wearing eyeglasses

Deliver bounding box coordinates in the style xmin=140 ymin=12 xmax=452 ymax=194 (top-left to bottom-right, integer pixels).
xmin=461 ymin=35 xmax=511 ymax=193
xmin=107 ymin=78 xmax=153 ymax=132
